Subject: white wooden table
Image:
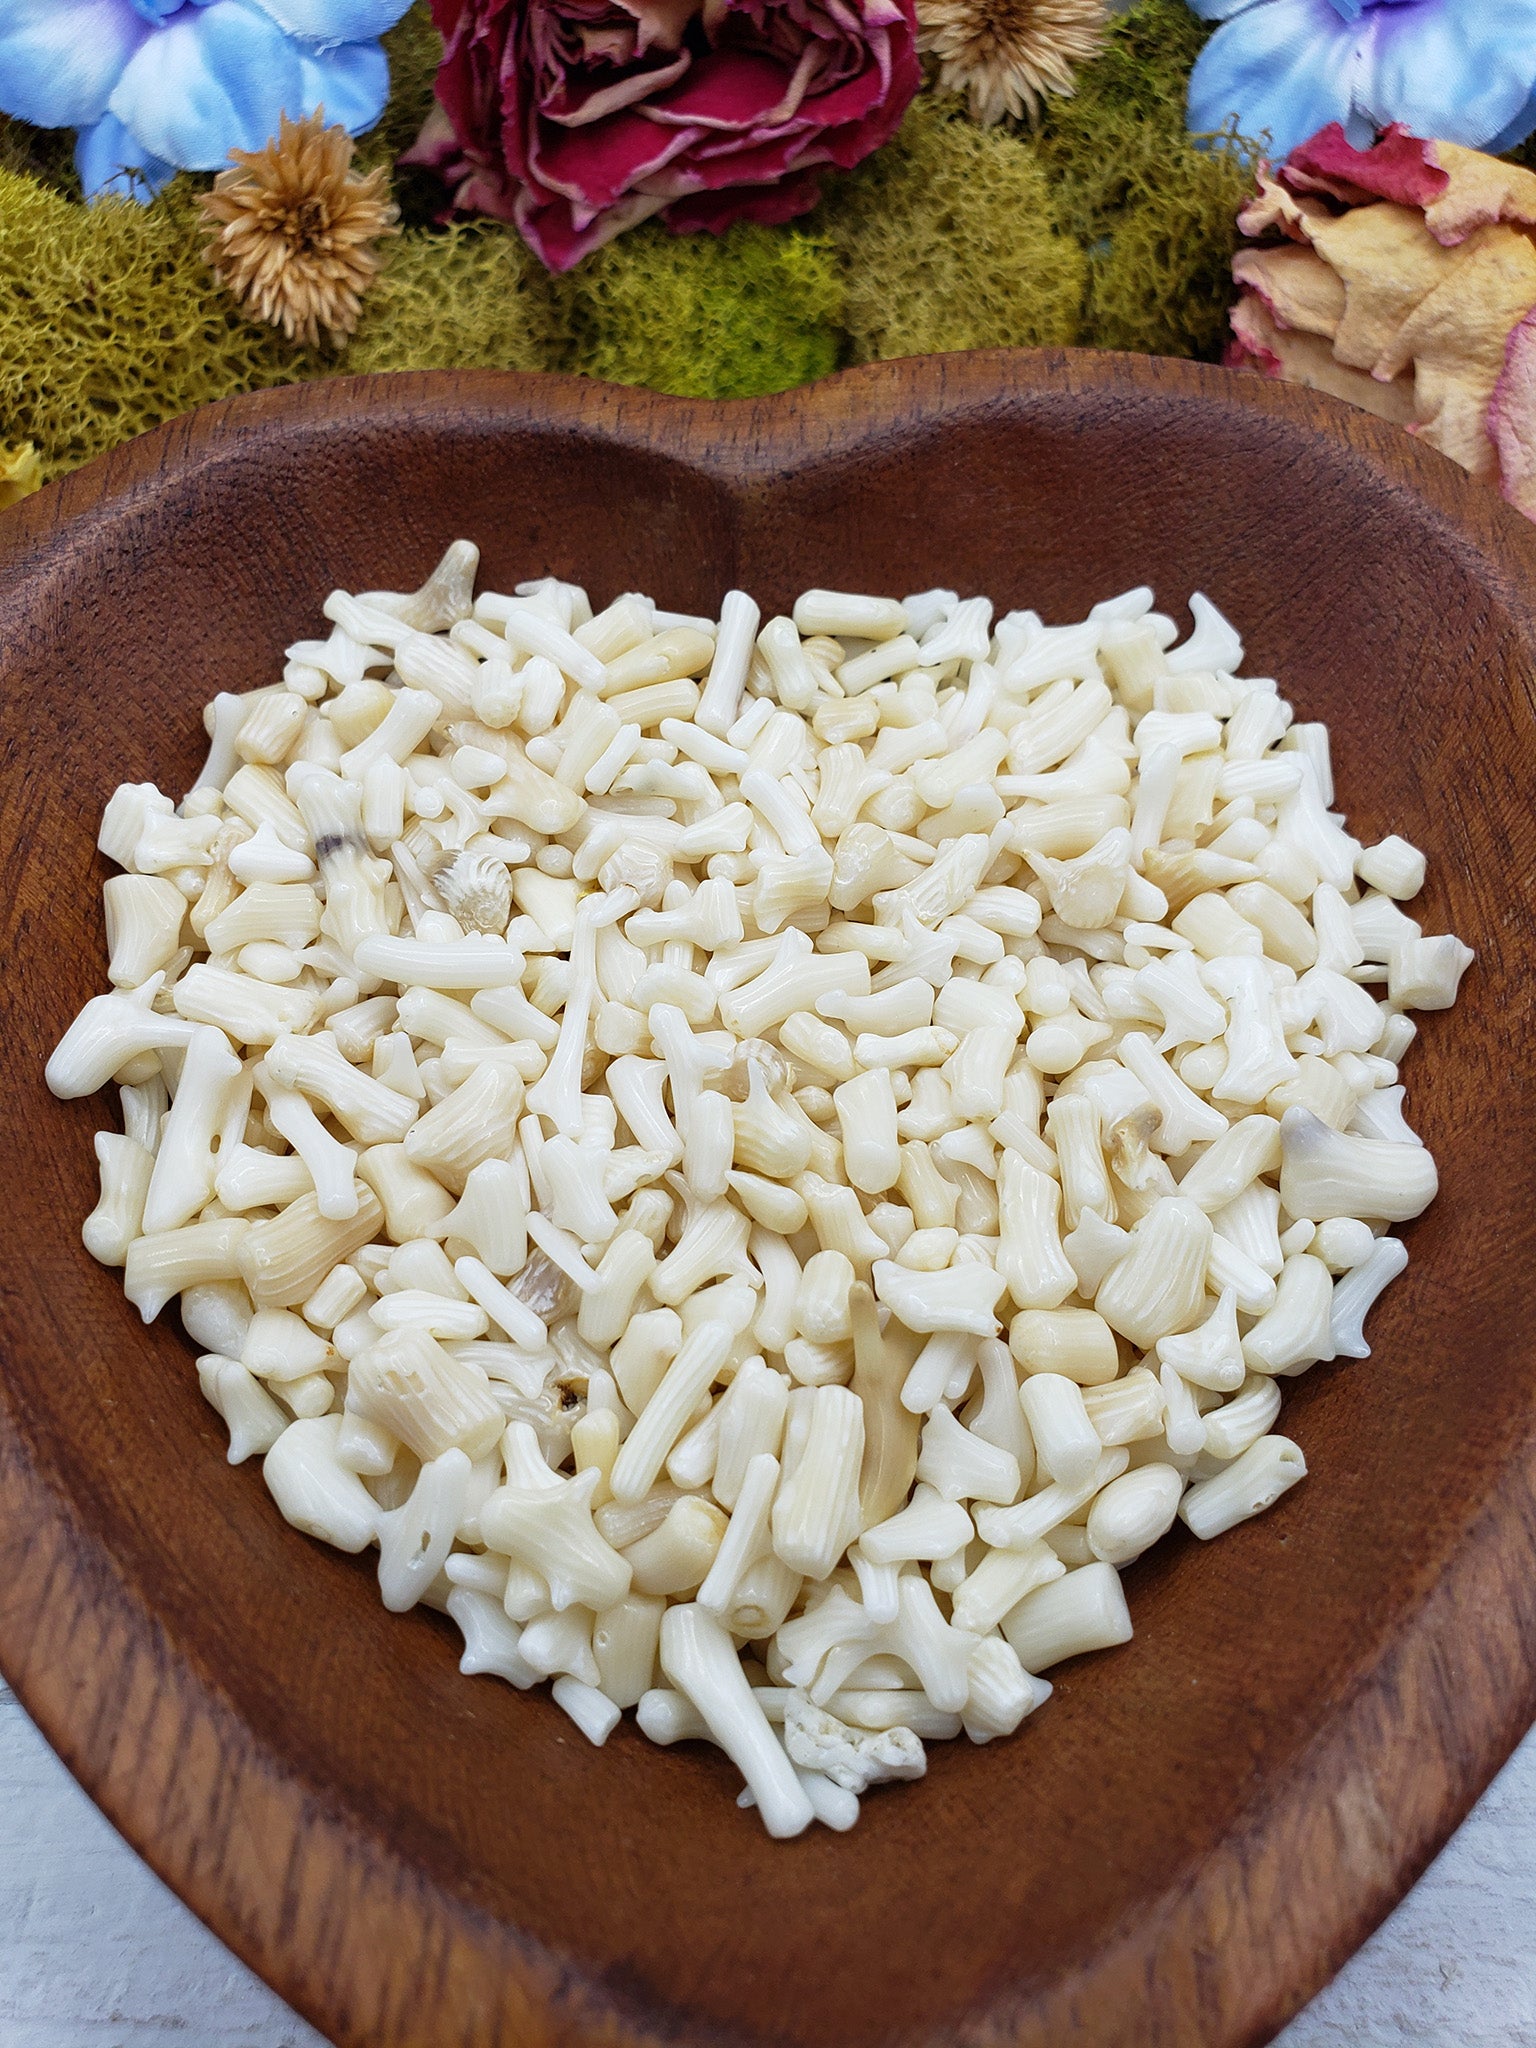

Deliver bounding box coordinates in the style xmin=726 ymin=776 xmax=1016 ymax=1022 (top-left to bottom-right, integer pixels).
xmin=1 ymin=1676 xmax=1530 ymax=2047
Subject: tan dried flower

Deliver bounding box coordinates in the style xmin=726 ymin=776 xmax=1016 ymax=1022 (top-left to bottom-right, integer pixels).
xmin=917 ymin=0 xmax=1107 ymax=126
xmin=0 ymin=441 xmax=42 ymax=509
xmin=201 ymin=112 xmax=399 ymax=348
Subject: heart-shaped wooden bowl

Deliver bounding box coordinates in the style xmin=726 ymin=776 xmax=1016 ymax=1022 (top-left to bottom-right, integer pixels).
xmin=2 ymin=353 xmax=1535 ymax=2048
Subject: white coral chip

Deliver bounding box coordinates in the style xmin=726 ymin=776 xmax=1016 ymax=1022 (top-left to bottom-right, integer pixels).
xmin=783 ymin=1690 xmax=926 ymax=1793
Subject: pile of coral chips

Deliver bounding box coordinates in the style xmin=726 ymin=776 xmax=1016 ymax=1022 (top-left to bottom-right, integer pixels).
xmin=47 ymin=543 xmax=1472 ymax=1835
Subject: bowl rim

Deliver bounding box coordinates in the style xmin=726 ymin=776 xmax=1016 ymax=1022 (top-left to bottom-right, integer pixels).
xmin=3 ymin=349 xmax=1536 ymax=2048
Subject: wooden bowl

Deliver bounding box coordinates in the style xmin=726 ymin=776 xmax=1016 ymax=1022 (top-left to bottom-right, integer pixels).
xmin=2 ymin=353 xmax=1534 ymax=2048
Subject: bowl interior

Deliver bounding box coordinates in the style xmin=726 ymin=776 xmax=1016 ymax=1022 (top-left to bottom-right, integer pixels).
xmin=3 ymin=359 xmax=1536 ymax=2048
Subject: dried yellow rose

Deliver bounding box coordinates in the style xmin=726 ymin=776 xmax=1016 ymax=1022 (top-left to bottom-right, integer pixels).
xmin=0 ymin=440 xmax=42 ymax=509
xmin=1227 ymin=122 xmax=1536 ymax=515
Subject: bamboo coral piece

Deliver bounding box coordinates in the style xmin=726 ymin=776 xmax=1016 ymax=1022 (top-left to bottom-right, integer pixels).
xmin=201 ymin=112 xmax=399 ymax=349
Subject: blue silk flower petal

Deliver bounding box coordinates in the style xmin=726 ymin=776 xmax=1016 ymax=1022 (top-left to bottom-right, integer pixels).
xmin=1360 ymin=0 xmax=1536 ymax=151
xmin=74 ymin=111 xmax=178 ymax=198
xmin=1486 ymin=83 xmax=1536 ymax=159
xmin=0 ymin=0 xmax=148 ymax=127
xmin=1188 ymin=0 xmax=1365 ymax=155
xmin=296 ymin=37 xmax=392 ymax=136
xmin=1184 ymin=0 xmax=1276 ymax=23
xmin=1189 ymin=0 xmax=1536 ymax=162
xmin=106 ymin=0 xmax=307 ymax=170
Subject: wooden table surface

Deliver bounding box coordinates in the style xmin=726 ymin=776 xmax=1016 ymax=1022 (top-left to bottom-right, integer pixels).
xmin=1 ymin=1673 xmax=1530 ymax=2047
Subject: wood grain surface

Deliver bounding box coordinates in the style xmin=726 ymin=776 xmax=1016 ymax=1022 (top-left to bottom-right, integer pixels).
xmin=5 ymin=1687 xmax=1531 ymax=2046
xmin=0 ymin=353 xmax=1534 ymax=2048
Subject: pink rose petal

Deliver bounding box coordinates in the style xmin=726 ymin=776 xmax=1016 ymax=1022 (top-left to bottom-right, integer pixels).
xmin=422 ymin=0 xmax=918 ymax=269
xmin=1282 ymin=121 xmax=1448 ymax=211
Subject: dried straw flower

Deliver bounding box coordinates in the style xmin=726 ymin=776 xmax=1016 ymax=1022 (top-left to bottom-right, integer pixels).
xmin=201 ymin=112 xmax=399 ymax=349
xmin=917 ymin=0 xmax=1107 ymax=126
xmin=0 ymin=440 xmax=42 ymax=509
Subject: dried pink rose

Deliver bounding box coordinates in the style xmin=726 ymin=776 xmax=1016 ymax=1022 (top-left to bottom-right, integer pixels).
xmin=1227 ymin=121 xmax=1536 ymax=520
xmin=409 ymin=0 xmax=921 ymax=271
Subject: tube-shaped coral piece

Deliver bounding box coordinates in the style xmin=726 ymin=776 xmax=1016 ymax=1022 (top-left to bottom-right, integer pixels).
xmin=997 ymin=1152 xmax=1076 ymax=1310
xmin=239 ymin=1185 xmax=383 ymax=1309
xmin=975 ymin=1446 xmax=1130 ymax=1551
xmin=482 ymin=1445 xmax=632 ymax=1614
xmin=84 ymin=1132 xmax=154 ymax=1266
xmin=265 ymin=1032 xmax=418 ymax=1144
xmin=378 ymin=1449 xmax=472 ymax=1613
xmin=263 ymin=1414 xmax=381 ymax=1553
xmin=659 ymin=1604 xmax=814 ymax=1838
xmin=1087 ymin=1465 xmax=1184 ymax=1567
xmin=1117 ymin=1033 xmax=1228 ymax=1154
xmin=261 ymin=1075 xmax=359 ymax=1223
xmin=125 ymin=1215 xmax=251 ymax=1321
xmin=772 ymin=1385 xmax=865 ymax=1579
xmin=610 ymin=1309 xmax=739 ymax=1504
xmin=47 ymin=984 xmax=198 ymax=1099
xmin=348 ymin=1325 xmax=504 ymax=1463
xmin=951 ymin=1539 xmax=1064 ymax=1635
xmin=873 ymin=1258 xmax=1006 ymax=1337
xmin=1180 ymin=1435 xmax=1307 ymax=1540
xmin=698 ymin=1452 xmax=780 ymax=1618
xmin=1278 ymin=1107 xmax=1439 ymax=1222
xmin=1095 ymin=1197 xmax=1212 ymax=1349
xmin=915 ymin=1402 xmax=1020 ymax=1506
xmin=1241 ymin=1253 xmax=1336 ymax=1376
xmin=1328 ymin=1234 xmax=1410 ymax=1358
xmin=1001 ymin=1560 xmax=1133 ymax=1672
xmin=859 ymin=1484 xmax=973 ymax=1567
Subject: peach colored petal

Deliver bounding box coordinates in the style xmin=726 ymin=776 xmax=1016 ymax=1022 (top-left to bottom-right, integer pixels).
xmin=1234 ymin=133 xmax=1536 ymax=501
xmin=1422 ymin=140 xmax=1536 ymax=248
xmin=1229 ymin=294 xmax=1417 ymax=426
xmin=1371 ymin=226 xmax=1536 ymax=480
xmin=1304 ymin=202 xmax=1459 ymax=372
xmin=1489 ymin=310 xmax=1536 ymax=520
xmin=1232 ymin=244 xmax=1345 ymax=340
xmin=1409 ymin=364 xmax=1500 ymax=478
xmin=1377 ymin=223 xmax=1536 ymax=382
xmin=1237 ymin=165 xmax=1331 ymax=243
xmin=1228 ymin=295 xmax=1283 ymax=374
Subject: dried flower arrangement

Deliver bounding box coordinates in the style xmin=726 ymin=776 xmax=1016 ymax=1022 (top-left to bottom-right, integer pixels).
xmin=3 ymin=0 xmax=1536 ymax=516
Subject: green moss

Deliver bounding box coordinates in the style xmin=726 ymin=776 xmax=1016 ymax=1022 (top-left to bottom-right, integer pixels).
xmin=829 ymin=95 xmax=1088 ymax=360
xmin=1034 ymin=0 xmax=1255 ymax=359
xmin=0 ymin=172 xmax=305 ymax=478
xmin=0 ymin=152 xmax=562 ymax=477
xmin=347 ymin=220 xmax=566 ymax=374
xmin=1083 ymin=134 xmax=1254 ymax=358
xmin=1039 ymin=0 xmax=1212 ymax=193
xmin=558 ymin=221 xmax=843 ymax=398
